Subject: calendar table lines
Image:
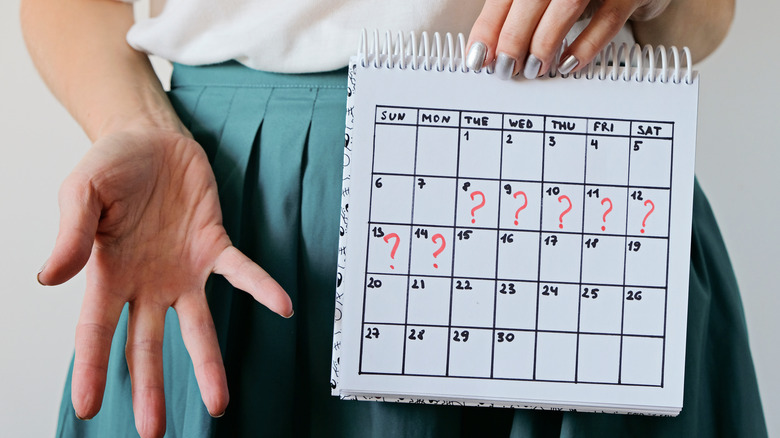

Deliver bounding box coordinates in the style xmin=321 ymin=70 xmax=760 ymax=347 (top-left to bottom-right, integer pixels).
xmin=355 ymin=371 xmax=664 ymax=388
xmin=368 ymin=221 xmax=672 ymax=240
xmin=365 ymin=272 xmax=668 ymax=290
xmin=370 ymin=172 xmax=674 ymax=191
xmin=360 ymin=104 xmax=674 ymax=387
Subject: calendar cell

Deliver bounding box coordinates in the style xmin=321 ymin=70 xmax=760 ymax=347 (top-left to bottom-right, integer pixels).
xmin=456 ymin=179 xmax=500 ymax=228
xmin=409 ymin=226 xmax=454 ymax=277
xmin=497 ymin=231 xmax=540 ymax=282
xmin=580 ymin=235 xmax=626 ymax=286
xmin=589 ymin=119 xmax=631 ymax=137
xmin=498 ymin=181 xmax=542 ymax=230
xmin=627 ymin=188 xmax=669 ymax=237
xmin=501 ymin=132 xmax=544 ymax=182
xmin=537 ymin=282 xmax=579 ymax=332
xmin=625 ymin=238 xmax=668 ymax=288
xmin=373 ymin=124 xmax=417 ymax=174
xmin=448 ymin=328 xmax=493 ymax=378
xmin=367 ymin=224 xmax=411 ymax=274
xmin=577 ymin=334 xmax=621 ymax=383
xmin=629 ymin=138 xmax=672 ymax=188
xmin=585 ymin=134 xmax=630 ymax=186
xmin=360 ymin=324 xmax=405 ymax=374
xmin=621 ymin=336 xmax=664 ymax=385
xmin=632 ymin=121 xmax=673 ymax=139
xmin=419 ymin=109 xmax=460 ymax=128
xmin=539 ymin=233 xmax=582 ymax=283
xmin=412 ymin=177 xmax=457 ymax=226
xmin=370 ymin=175 xmax=413 ymax=223
xmin=541 ymin=183 xmax=583 ymax=233
xmin=363 ymin=274 xmax=408 ymax=324
xmin=535 ymin=332 xmax=577 ymax=381
xmin=453 ymin=229 xmax=498 ymax=279
xmin=415 ymin=126 xmax=459 ymax=176
xmin=623 ymin=287 xmax=666 ymax=336
xmin=492 ymin=330 xmax=536 ymax=379
xmin=542 ymin=133 xmax=586 ymax=184
xmin=582 ymin=185 xmax=628 ymax=235
xmin=407 ymin=276 xmax=452 ymax=327
xmin=404 ymin=326 xmax=449 ymax=376
xmin=376 ymin=106 xmax=417 ymax=125
xmin=455 ymin=179 xmax=499 ymax=228
xmin=450 ymin=278 xmax=495 ymax=328
xmin=458 ymin=128 xmax=502 ymax=179
xmin=546 ymin=117 xmax=587 ymax=134
xmin=495 ymin=280 xmax=538 ymax=330
xmin=503 ymin=114 xmax=544 ymax=133
xmin=578 ymin=285 xmax=623 ymax=334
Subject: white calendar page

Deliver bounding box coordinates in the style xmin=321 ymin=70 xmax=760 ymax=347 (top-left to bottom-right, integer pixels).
xmin=332 ymin=57 xmax=699 ymax=415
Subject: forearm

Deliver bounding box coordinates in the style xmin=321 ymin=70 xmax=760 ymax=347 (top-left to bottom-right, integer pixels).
xmin=631 ymin=0 xmax=735 ymax=63
xmin=20 ymin=0 xmax=183 ymax=141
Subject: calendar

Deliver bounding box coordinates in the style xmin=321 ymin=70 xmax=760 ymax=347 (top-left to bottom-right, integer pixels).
xmin=332 ymin=32 xmax=698 ymax=416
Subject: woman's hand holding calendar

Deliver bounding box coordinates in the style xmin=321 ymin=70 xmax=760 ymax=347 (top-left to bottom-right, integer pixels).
xmin=466 ymin=0 xmax=673 ymax=79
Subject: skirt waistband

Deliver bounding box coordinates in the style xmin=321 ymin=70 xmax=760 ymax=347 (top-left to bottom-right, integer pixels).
xmin=170 ymin=61 xmax=348 ymax=89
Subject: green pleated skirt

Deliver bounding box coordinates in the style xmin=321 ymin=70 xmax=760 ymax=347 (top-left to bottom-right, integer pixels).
xmin=56 ymin=62 xmax=767 ymax=437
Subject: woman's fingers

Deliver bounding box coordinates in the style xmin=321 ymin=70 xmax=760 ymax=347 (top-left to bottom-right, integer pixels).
xmin=467 ymin=0 xmax=666 ymax=79
xmin=126 ymin=302 xmax=167 ymax=438
xmin=38 ymin=174 xmax=101 ymax=286
xmin=529 ymin=0 xmax=591 ymax=76
xmin=71 ymin=280 xmax=125 ymax=419
xmin=558 ymin=0 xmax=636 ymax=74
xmin=174 ymin=295 xmax=229 ymax=417
xmin=214 ymin=246 xmax=293 ymax=318
xmin=494 ymin=0 xmax=552 ymax=78
xmin=466 ymin=0 xmax=513 ymax=70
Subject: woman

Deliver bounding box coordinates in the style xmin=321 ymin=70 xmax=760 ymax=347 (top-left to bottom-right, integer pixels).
xmin=21 ymin=0 xmax=766 ymax=436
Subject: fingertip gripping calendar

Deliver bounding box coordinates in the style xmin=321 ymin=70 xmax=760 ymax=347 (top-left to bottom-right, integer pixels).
xmin=332 ymin=31 xmax=699 ymax=416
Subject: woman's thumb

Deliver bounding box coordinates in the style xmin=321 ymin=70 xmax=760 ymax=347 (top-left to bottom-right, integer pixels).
xmin=38 ymin=174 xmax=100 ymax=286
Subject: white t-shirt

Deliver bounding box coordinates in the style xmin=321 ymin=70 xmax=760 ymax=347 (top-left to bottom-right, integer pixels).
xmin=123 ymin=0 xmax=634 ymax=73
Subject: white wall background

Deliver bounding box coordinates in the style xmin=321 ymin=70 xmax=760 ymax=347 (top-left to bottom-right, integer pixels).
xmin=1 ymin=1 xmax=777 ymax=436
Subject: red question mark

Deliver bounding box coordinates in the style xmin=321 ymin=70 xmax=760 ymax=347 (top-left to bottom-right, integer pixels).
xmin=431 ymin=233 xmax=446 ymax=268
xmin=641 ymin=200 xmax=655 ymax=234
xmin=512 ymin=191 xmax=527 ymax=226
xmin=558 ymin=195 xmax=572 ymax=229
xmin=383 ymin=233 xmax=400 ymax=269
xmin=470 ymin=191 xmax=486 ymax=224
xmin=601 ymin=197 xmax=613 ymax=231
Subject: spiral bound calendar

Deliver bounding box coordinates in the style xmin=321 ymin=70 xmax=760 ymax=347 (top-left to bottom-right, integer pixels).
xmin=331 ymin=31 xmax=699 ymax=416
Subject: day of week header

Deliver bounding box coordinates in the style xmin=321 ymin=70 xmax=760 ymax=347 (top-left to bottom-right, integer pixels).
xmin=419 ymin=110 xmax=459 ymax=127
xmin=376 ymin=107 xmax=417 ymax=125
xmin=633 ymin=122 xmax=673 ymax=138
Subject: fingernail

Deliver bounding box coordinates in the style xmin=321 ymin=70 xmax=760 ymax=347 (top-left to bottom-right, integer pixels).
xmin=523 ymin=54 xmax=542 ymax=79
xmin=211 ymin=410 xmax=226 ymax=418
xmin=466 ymin=42 xmax=487 ymax=71
xmin=558 ymin=55 xmax=579 ymax=75
xmin=283 ymin=309 xmax=294 ymax=319
xmin=495 ymin=53 xmax=516 ymax=80
xmin=37 ymin=261 xmax=48 ymax=286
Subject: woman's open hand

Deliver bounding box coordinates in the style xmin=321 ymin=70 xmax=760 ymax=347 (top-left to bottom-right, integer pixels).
xmin=38 ymin=128 xmax=292 ymax=437
xmin=466 ymin=0 xmax=672 ymax=79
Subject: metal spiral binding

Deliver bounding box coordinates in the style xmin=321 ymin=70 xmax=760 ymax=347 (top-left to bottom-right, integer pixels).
xmin=358 ymin=29 xmax=693 ymax=84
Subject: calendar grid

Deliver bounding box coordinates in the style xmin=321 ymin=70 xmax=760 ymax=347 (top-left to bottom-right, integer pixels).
xmin=532 ymin=115 xmax=547 ymax=381
xmin=359 ymin=105 xmax=674 ymax=387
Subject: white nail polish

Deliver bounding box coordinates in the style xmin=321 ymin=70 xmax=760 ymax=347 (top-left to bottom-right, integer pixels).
xmin=495 ymin=53 xmax=515 ymax=80
xmin=524 ymin=54 xmax=541 ymax=79
xmin=466 ymin=42 xmax=487 ymax=71
xmin=558 ymin=55 xmax=579 ymax=75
